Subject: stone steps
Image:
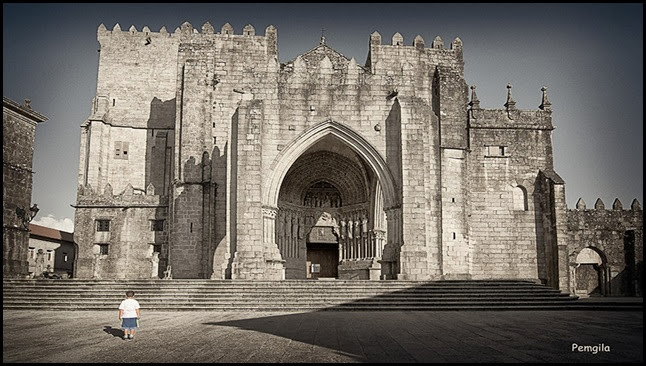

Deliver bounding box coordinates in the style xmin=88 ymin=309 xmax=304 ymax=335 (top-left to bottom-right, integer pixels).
xmin=3 ymin=279 xmax=641 ymax=311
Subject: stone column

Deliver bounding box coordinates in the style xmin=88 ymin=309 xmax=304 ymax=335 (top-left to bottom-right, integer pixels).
xmin=231 ymin=101 xmax=283 ymax=280
xmin=380 ymin=207 xmax=402 ymax=279
xmin=340 ymin=220 xmax=347 ymax=260
xmin=373 ymin=229 xmax=386 ymax=259
xmin=552 ymin=183 xmax=571 ymax=292
xmin=262 ymin=206 xmax=286 ymax=280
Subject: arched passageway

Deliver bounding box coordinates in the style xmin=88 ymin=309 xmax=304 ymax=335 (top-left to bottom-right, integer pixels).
xmin=264 ymin=121 xmax=400 ymax=280
xmin=574 ymin=247 xmax=609 ymax=297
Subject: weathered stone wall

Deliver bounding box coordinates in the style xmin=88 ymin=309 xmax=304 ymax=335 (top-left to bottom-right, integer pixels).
xmin=75 ymin=24 xmax=179 ymax=278
xmin=567 ymin=198 xmax=643 ymax=296
xmin=168 ymin=23 xmax=279 ymax=278
xmin=74 ymin=184 xmax=168 ymax=279
xmin=467 ymin=106 xmax=555 ymax=280
xmin=269 ymin=33 xmax=465 ymax=280
xmin=74 ymin=22 xmax=641 ymax=288
xmin=95 ymin=24 xmax=179 ymax=129
xmin=3 ymin=98 xmax=47 ymax=277
xmin=79 ymin=24 xmax=178 ymax=196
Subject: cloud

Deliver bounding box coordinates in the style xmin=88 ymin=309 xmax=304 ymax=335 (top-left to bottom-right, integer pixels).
xmin=31 ymin=215 xmax=74 ymax=233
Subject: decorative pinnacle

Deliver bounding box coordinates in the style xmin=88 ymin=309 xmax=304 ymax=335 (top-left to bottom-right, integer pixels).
xmin=539 ymin=86 xmax=552 ymax=111
xmin=504 ymin=83 xmax=516 ymax=110
xmin=320 ymin=28 xmax=326 ymax=45
xmin=469 ymin=85 xmax=480 ymax=109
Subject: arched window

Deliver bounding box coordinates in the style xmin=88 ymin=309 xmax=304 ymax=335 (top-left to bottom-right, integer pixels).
xmin=513 ymin=185 xmax=528 ymax=211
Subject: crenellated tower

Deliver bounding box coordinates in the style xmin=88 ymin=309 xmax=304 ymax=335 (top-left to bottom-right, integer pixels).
xmin=73 ymin=22 xmax=642 ymax=294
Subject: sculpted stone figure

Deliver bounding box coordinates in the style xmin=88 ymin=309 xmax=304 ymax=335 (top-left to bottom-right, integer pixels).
xmin=151 ymin=252 xmax=160 ymax=278
xmin=34 ymin=249 xmax=46 ymax=278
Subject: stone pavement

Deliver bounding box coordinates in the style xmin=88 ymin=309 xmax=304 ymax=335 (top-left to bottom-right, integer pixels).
xmin=3 ymin=309 xmax=642 ymax=363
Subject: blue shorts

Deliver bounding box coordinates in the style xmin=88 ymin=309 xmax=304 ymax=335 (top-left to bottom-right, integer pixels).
xmin=121 ymin=318 xmax=138 ymax=330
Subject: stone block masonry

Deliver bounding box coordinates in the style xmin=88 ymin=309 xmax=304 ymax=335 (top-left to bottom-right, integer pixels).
xmin=70 ymin=22 xmax=642 ymax=296
xmin=3 ymin=97 xmax=47 ymax=277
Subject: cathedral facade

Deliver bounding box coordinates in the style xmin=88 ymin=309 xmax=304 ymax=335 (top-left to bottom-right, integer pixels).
xmin=73 ymin=22 xmax=642 ymax=296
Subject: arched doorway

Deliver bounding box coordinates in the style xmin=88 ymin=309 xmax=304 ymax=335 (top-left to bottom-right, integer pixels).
xmin=574 ymin=247 xmax=609 ymax=297
xmin=265 ymin=121 xmax=400 ymax=280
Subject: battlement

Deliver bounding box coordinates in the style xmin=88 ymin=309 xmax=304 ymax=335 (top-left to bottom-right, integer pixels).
xmin=366 ymin=31 xmax=464 ymax=76
xmin=468 ymin=84 xmax=553 ymax=129
xmin=97 ymin=22 xmax=275 ymax=40
xmin=368 ymin=31 xmax=463 ymax=54
xmin=76 ymin=183 xmax=168 ymax=207
xmin=567 ymin=197 xmax=642 ymax=234
xmin=573 ymin=197 xmax=642 ymax=212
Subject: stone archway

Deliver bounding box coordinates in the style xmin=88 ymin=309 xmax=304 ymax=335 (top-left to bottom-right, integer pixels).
xmin=264 ymin=120 xmax=400 ymax=280
xmin=574 ymin=247 xmax=609 ymax=297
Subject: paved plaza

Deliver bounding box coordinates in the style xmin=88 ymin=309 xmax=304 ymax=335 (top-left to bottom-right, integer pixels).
xmin=3 ymin=309 xmax=643 ymax=363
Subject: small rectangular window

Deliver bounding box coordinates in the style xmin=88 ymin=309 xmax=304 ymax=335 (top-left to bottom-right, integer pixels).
xmin=122 ymin=142 xmax=129 ymax=160
xmin=150 ymin=219 xmax=164 ymax=231
xmin=153 ymin=244 xmax=162 ymax=254
xmin=486 ymin=145 xmax=508 ymax=157
xmin=115 ymin=141 xmax=122 ymax=158
xmin=63 ymin=252 xmax=68 ymax=262
xmin=115 ymin=141 xmax=129 ymax=160
xmin=99 ymin=244 xmax=109 ymax=255
xmin=96 ymin=219 xmax=110 ymax=232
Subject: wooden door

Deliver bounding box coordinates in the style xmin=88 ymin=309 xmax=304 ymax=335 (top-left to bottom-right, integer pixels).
xmin=306 ymin=243 xmax=338 ymax=278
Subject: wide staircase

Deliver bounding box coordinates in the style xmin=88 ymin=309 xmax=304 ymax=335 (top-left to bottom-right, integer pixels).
xmin=3 ymin=279 xmax=642 ymax=311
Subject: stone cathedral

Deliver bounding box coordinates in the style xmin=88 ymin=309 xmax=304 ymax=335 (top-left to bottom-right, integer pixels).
xmin=73 ymin=22 xmax=642 ymax=296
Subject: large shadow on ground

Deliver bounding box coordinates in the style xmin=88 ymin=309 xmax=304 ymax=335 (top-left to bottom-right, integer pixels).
xmin=197 ymin=281 xmax=643 ymax=363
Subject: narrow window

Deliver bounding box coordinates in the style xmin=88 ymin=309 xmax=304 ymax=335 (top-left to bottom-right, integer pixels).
xmin=150 ymin=219 xmax=164 ymax=231
xmin=452 ymin=232 xmax=456 ymax=240
xmin=513 ymin=186 xmax=528 ymax=211
xmin=486 ymin=145 xmax=508 ymax=157
xmin=99 ymin=244 xmax=109 ymax=255
xmin=153 ymin=244 xmax=162 ymax=254
xmin=115 ymin=141 xmax=129 ymax=160
xmin=96 ymin=219 xmax=110 ymax=232
xmin=112 ymin=99 xmax=115 ymax=107
xmin=122 ymin=142 xmax=129 ymax=160
xmin=114 ymin=141 xmax=122 ymax=159
xmin=451 ymin=197 xmax=455 ymax=203
xmin=47 ymin=250 xmax=53 ymax=261
xmin=63 ymin=252 xmax=68 ymax=262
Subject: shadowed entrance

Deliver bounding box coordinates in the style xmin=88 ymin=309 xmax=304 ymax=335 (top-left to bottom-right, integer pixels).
xmin=276 ymin=134 xmax=383 ymax=279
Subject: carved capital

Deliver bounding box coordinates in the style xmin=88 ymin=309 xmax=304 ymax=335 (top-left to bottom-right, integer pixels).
xmin=262 ymin=206 xmax=278 ymax=219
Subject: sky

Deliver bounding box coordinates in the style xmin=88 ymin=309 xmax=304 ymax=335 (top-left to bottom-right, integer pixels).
xmin=3 ymin=3 xmax=643 ymax=232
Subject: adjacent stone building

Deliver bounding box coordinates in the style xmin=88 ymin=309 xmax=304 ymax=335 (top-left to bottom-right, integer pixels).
xmin=28 ymin=223 xmax=76 ymax=278
xmin=73 ymin=22 xmax=642 ymax=296
xmin=3 ymin=97 xmax=48 ymax=277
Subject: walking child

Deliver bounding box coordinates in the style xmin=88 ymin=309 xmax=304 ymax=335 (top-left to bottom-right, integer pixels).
xmin=118 ymin=291 xmax=140 ymax=340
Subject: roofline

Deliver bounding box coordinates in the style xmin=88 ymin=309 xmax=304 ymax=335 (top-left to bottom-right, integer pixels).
xmin=3 ymin=96 xmax=48 ymax=123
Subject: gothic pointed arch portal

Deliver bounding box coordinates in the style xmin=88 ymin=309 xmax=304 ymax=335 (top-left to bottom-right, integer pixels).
xmin=264 ymin=120 xmax=401 ymax=280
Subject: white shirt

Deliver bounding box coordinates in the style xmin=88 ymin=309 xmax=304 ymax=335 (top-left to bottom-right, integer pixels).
xmin=119 ymin=298 xmax=140 ymax=318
